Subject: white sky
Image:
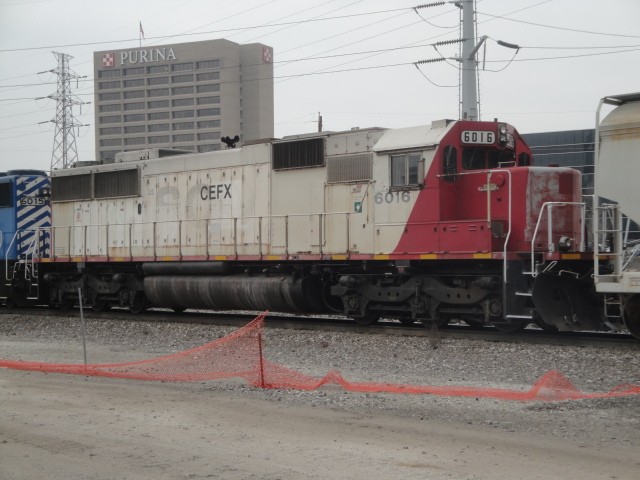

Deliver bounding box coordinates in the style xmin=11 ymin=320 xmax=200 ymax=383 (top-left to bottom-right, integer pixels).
xmin=1 ymin=0 xmax=639 ymax=172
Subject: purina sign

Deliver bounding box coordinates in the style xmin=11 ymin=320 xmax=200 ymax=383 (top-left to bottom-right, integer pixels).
xmin=101 ymin=47 xmax=177 ymax=67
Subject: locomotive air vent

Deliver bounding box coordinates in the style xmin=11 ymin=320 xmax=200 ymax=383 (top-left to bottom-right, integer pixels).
xmin=272 ymin=137 xmax=325 ymax=170
xmin=327 ymin=154 xmax=373 ymax=183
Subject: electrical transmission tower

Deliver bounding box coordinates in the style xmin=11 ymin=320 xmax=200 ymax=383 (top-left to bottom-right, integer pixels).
xmin=41 ymin=52 xmax=87 ymax=170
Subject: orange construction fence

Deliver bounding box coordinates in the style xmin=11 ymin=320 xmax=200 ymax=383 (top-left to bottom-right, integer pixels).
xmin=1 ymin=312 xmax=639 ymax=402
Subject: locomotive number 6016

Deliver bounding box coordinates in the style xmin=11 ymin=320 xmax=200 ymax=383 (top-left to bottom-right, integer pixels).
xmin=461 ymin=130 xmax=495 ymax=145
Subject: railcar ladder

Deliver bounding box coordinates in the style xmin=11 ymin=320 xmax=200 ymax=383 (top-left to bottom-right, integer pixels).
xmin=594 ymin=204 xmax=623 ymax=283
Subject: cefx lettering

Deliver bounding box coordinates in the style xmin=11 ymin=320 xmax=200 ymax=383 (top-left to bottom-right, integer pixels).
xmin=200 ymin=184 xmax=232 ymax=200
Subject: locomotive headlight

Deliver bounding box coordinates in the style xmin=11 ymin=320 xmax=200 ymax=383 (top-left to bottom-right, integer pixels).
xmin=497 ymin=123 xmax=509 ymax=145
xmin=558 ymin=236 xmax=573 ymax=252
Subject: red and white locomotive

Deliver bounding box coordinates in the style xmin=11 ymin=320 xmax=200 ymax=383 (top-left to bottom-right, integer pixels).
xmin=26 ymin=117 xmax=592 ymax=333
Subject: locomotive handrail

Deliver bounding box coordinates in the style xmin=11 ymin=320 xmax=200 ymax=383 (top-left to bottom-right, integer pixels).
xmin=4 ymin=228 xmax=48 ymax=281
xmin=529 ymin=201 xmax=587 ymax=278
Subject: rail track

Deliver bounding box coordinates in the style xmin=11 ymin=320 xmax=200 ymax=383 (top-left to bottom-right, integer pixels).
xmin=2 ymin=306 xmax=638 ymax=350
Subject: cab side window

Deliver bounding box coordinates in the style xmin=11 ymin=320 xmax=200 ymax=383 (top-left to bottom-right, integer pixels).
xmin=442 ymin=146 xmax=457 ymax=182
xmin=0 ymin=182 xmax=12 ymax=207
xmin=391 ymin=153 xmax=421 ymax=187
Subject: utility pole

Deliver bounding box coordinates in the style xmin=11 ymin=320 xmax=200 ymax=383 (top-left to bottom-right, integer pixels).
xmin=459 ymin=0 xmax=486 ymax=121
xmin=40 ymin=52 xmax=88 ymax=170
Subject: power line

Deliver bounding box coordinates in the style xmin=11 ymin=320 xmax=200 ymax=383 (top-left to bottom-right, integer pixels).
xmin=0 ymin=6 xmax=414 ymax=53
xmin=485 ymin=46 xmax=640 ymax=63
xmin=477 ymin=11 xmax=640 ymax=39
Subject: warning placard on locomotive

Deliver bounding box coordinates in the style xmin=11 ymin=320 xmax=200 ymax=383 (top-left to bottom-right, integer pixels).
xmin=461 ymin=130 xmax=495 ymax=145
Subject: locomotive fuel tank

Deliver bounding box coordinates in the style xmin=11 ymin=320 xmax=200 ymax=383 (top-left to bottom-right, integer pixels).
xmin=144 ymin=274 xmax=329 ymax=312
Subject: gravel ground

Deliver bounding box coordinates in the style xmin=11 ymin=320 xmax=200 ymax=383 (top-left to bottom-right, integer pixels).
xmin=1 ymin=311 xmax=640 ymax=449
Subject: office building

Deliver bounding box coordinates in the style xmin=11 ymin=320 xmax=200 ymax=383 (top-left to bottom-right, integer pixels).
xmin=93 ymin=38 xmax=274 ymax=163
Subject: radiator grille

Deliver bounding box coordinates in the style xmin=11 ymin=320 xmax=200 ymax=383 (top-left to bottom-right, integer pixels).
xmin=327 ymin=153 xmax=373 ymax=183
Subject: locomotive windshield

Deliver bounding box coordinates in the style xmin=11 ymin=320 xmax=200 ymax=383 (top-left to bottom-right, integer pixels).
xmin=462 ymin=147 xmax=516 ymax=170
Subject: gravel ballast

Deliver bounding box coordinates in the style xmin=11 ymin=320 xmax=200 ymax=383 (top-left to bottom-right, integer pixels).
xmin=1 ymin=311 xmax=639 ymax=449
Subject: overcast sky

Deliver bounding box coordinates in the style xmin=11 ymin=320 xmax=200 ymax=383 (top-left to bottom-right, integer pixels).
xmin=1 ymin=0 xmax=639 ymax=172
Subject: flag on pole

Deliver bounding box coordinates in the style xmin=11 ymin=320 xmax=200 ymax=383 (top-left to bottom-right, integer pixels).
xmin=139 ymin=21 xmax=145 ymax=40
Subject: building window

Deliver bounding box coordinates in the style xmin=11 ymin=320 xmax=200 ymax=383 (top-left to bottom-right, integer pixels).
xmin=196 ymin=60 xmax=220 ymax=70
xmin=173 ymin=134 xmax=194 ymax=143
xmin=173 ymin=110 xmax=194 ymax=119
xmin=100 ymin=115 xmax=121 ymax=124
xmin=124 ymin=137 xmax=146 ymax=146
xmin=148 ymin=100 xmax=170 ymax=109
xmin=123 ymin=78 xmax=145 ymax=88
xmin=123 ymin=67 xmax=145 ymax=76
xmin=172 ymin=74 xmax=193 ymax=83
xmin=198 ymin=132 xmax=220 ymax=141
xmin=124 ymin=114 xmax=145 ymax=123
xmin=173 ymin=121 xmax=194 ymax=131
xmin=147 ymin=76 xmax=169 ymax=86
xmin=197 ymin=108 xmax=220 ymax=117
xmin=148 ymin=88 xmax=169 ymax=97
xmin=124 ymin=102 xmax=145 ymax=111
xmin=124 ymin=90 xmax=145 ymax=99
xmin=172 ymin=62 xmax=194 ymax=72
xmin=173 ymin=98 xmax=194 ymax=107
xmin=172 ymin=86 xmax=193 ymax=95
xmin=148 ymin=65 xmax=169 ymax=74
xmin=125 ymin=125 xmax=145 ymax=134
xmin=99 ymin=80 xmax=121 ymax=89
xmin=148 ymin=123 xmax=170 ymax=132
xmin=149 ymin=135 xmax=170 ymax=144
xmin=196 ymin=84 xmax=219 ymax=93
xmin=196 ymin=60 xmax=220 ymax=69
xmin=99 ymin=69 xmax=120 ymax=78
xmin=100 ymin=138 xmax=122 ymax=147
xmin=148 ymin=111 xmax=170 ymax=121
xmin=100 ymin=126 xmax=122 ymax=135
xmin=196 ymin=72 xmax=219 ymax=82
xmin=390 ymin=153 xmax=421 ymax=187
xmin=197 ymin=96 xmax=219 ymax=105
xmin=99 ymin=104 xmax=121 ymax=113
xmin=99 ymin=92 xmax=121 ymax=101
xmin=197 ymin=120 xmax=221 ymax=128
xmin=198 ymin=144 xmax=221 ymax=152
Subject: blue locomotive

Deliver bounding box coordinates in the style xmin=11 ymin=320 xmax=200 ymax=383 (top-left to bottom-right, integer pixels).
xmin=0 ymin=170 xmax=51 ymax=306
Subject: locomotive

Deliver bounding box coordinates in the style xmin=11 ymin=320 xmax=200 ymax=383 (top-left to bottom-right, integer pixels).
xmin=1 ymin=115 xmax=632 ymax=337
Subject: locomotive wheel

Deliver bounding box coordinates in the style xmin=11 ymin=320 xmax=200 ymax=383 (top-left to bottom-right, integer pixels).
xmin=421 ymin=316 xmax=450 ymax=329
xmin=398 ymin=317 xmax=417 ymax=326
xmin=532 ymin=311 xmax=558 ymax=332
xmin=491 ymin=319 xmax=529 ymax=333
xmin=623 ymin=295 xmax=640 ymax=340
xmin=60 ymin=300 xmax=75 ymax=311
xmin=352 ymin=314 xmax=380 ymax=326
xmin=129 ymin=292 xmax=147 ymax=314
xmin=92 ymin=300 xmax=111 ymax=312
xmin=461 ymin=315 xmax=485 ymax=329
